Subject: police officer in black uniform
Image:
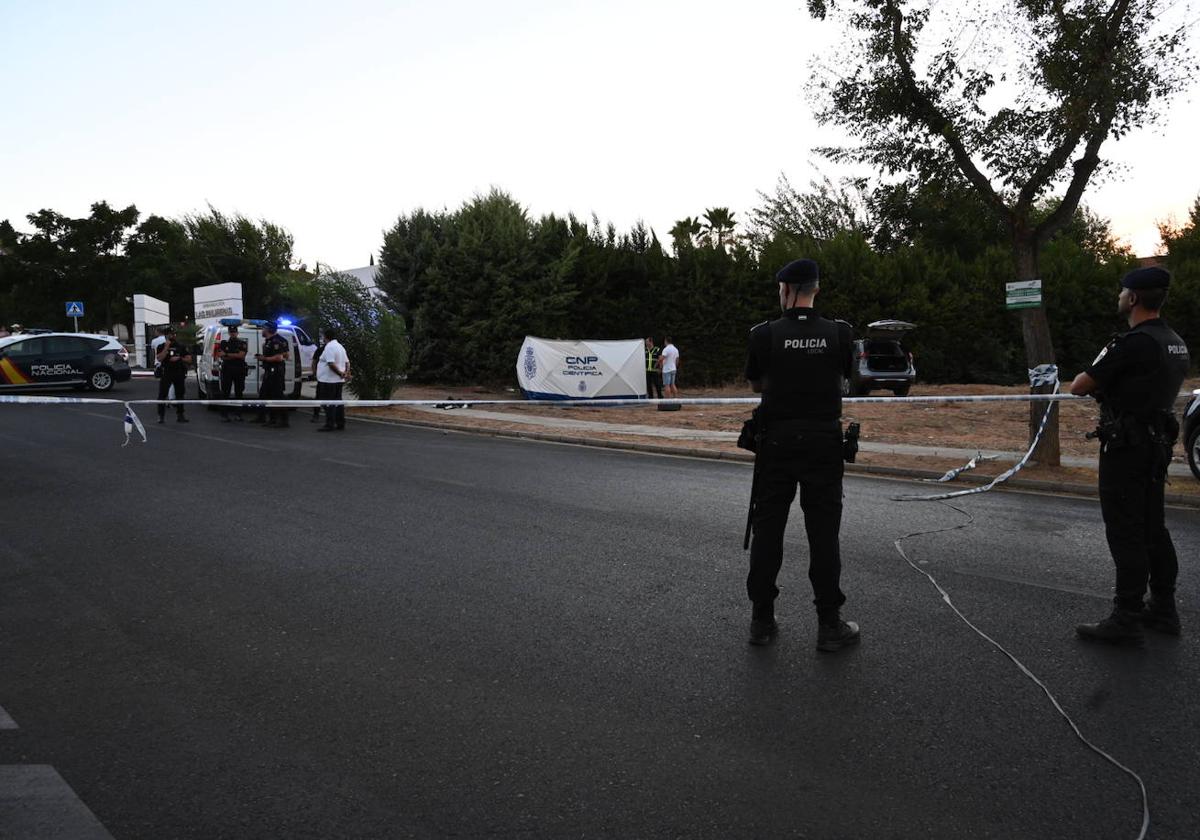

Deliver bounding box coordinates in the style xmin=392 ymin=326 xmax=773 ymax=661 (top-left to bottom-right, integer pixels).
xmin=252 ymin=320 xmax=291 ymax=428
xmin=1070 ymin=266 xmax=1190 ymax=644
xmin=217 ymin=323 xmax=249 ymax=422
xmin=154 ymin=326 xmax=191 ymax=424
xmin=744 ymin=258 xmax=859 ymax=651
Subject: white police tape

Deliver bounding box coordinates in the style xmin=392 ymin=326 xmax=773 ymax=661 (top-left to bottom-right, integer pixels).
xmin=895 ymin=503 xmax=1150 ymax=840
xmin=892 ymin=366 xmax=1062 ymax=501
xmin=4 ymin=391 xmax=1090 ymax=454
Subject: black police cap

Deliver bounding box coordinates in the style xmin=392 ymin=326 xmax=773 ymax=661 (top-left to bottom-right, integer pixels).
xmin=262 ymin=319 xmax=278 ymax=331
xmin=776 ymin=258 xmax=820 ymax=287
xmin=1121 ymin=266 xmax=1170 ymax=290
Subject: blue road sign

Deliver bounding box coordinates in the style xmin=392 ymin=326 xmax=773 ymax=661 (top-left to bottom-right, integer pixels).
xmin=66 ymin=301 xmax=85 ymax=317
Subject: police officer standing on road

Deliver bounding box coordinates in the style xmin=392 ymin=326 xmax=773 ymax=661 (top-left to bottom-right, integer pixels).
xmin=252 ymin=320 xmax=291 ymax=428
xmin=744 ymin=258 xmax=858 ymax=651
xmin=155 ymin=326 xmax=191 ymax=424
xmin=1070 ymin=266 xmax=1190 ymax=644
xmin=217 ymin=323 xmax=248 ymax=422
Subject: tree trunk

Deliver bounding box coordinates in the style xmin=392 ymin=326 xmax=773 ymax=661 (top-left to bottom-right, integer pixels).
xmin=1014 ymin=238 xmax=1061 ymax=466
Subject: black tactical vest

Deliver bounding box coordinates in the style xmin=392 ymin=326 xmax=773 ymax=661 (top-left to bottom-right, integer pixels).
xmin=262 ymin=334 xmax=289 ymax=374
xmin=220 ymin=338 xmax=248 ymax=374
xmin=755 ymin=310 xmax=849 ymax=423
xmin=1105 ymin=319 xmax=1190 ymax=419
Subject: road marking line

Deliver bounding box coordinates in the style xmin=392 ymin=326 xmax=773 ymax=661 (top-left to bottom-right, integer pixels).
xmin=0 ymin=765 xmax=115 ymax=839
xmin=66 ymin=410 xmax=121 ymax=422
xmin=0 ymin=431 xmax=42 ymax=447
xmin=426 ymin=477 xmax=477 ymax=489
xmin=321 ymin=458 xmax=370 ymax=468
xmin=0 ymin=704 xmax=16 ymax=729
xmin=168 ymin=429 xmax=279 ymax=451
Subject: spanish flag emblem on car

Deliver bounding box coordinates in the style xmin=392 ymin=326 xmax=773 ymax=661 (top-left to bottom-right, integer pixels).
xmin=0 ymin=357 xmax=31 ymax=385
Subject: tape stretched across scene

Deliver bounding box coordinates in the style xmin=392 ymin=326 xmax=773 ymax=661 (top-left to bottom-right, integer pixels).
xmin=1 ymin=393 xmax=1095 ymax=409
xmin=5 ymin=390 xmax=1089 ymax=449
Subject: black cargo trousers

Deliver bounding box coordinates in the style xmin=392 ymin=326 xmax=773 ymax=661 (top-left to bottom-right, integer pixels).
xmin=747 ymin=422 xmax=846 ymax=620
xmin=157 ymin=368 xmax=187 ymax=419
xmin=258 ymin=367 xmax=288 ymax=426
xmin=1099 ymin=435 xmax=1179 ymax=611
xmin=219 ymin=366 xmax=246 ymax=417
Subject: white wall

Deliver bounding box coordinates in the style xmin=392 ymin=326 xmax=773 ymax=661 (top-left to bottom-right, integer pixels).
xmin=132 ymin=294 xmax=170 ymax=368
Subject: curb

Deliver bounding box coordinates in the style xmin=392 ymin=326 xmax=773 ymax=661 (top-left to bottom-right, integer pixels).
xmin=352 ymin=412 xmax=1200 ymax=509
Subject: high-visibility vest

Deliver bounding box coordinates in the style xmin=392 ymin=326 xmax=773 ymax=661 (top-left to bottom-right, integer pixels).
xmin=646 ymin=346 xmax=661 ymax=372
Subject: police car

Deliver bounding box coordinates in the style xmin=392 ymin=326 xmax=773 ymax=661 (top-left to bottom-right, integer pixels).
xmin=0 ymin=331 xmax=131 ymax=392
xmin=195 ymin=319 xmax=311 ymax=402
xmin=1184 ymin=389 xmax=1200 ymax=482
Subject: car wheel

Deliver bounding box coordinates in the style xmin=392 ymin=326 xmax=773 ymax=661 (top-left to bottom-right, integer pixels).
xmin=892 ymin=384 xmax=911 ymax=397
xmin=1188 ymin=426 xmax=1200 ymax=482
xmin=88 ymin=368 xmax=114 ymax=391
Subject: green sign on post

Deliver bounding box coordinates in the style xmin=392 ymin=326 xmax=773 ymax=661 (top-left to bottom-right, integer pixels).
xmin=1006 ymin=280 xmax=1042 ymax=310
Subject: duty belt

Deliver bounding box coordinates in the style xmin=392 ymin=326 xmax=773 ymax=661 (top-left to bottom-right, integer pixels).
xmin=766 ymin=418 xmax=841 ymax=433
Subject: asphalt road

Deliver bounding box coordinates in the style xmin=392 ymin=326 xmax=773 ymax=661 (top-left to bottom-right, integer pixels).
xmin=2 ymin=381 xmax=1198 ymax=839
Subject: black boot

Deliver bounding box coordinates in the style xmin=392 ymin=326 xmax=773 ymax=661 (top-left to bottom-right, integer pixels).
xmin=1140 ymin=598 xmax=1181 ymax=637
xmin=1076 ymin=608 xmax=1144 ymax=646
xmin=748 ymin=603 xmax=778 ymax=646
xmin=817 ymin=615 xmax=861 ymax=652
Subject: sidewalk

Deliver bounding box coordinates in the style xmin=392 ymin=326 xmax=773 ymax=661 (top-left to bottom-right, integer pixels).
xmin=408 ymin=405 xmax=1194 ymax=480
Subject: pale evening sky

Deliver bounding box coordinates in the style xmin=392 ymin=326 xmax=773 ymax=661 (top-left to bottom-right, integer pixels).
xmin=1 ymin=0 xmax=1197 ymax=271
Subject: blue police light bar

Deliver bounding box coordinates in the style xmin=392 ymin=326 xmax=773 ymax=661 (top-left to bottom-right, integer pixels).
xmin=218 ymin=317 xmax=244 ymax=326
xmin=277 ymin=317 xmax=294 ymax=327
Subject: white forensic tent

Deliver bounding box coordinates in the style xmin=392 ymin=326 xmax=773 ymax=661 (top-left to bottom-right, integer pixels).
xmin=517 ymin=337 xmax=647 ymax=400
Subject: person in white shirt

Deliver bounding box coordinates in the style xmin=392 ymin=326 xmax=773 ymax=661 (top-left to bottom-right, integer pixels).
xmin=315 ymin=327 xmax=351 ymax=431
xmin=660 ymin=337 xmax=680 ymax=399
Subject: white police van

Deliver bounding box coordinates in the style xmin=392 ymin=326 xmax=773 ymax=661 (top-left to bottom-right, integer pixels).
xmin=195 ymin=319 xmax=315 ymax=402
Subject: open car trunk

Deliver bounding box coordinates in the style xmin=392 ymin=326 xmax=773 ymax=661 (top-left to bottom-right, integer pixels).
xmin=864 ymin=320 xmax=915 ymax=371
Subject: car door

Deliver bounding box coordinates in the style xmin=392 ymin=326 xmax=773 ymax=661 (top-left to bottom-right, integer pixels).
xmin=38 ymin=336 xmax=90 ymax=384
xmin=0 ymin=338 xmax=41 ymax=386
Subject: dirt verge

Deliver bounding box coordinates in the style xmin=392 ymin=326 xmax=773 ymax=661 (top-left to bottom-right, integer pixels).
xmin=355 ymin=380 xmax=1200 ymax=504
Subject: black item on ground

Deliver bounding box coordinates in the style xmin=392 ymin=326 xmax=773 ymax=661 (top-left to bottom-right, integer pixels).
xmin=843 ymin=422 xmax=860 ymax=463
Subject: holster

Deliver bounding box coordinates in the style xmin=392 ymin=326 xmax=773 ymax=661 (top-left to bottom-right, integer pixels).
xmin=737 ymin=407 xmax=763 ymax=453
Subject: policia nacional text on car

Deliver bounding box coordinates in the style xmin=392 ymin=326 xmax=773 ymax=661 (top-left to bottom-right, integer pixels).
xmin=1070 ymin=266 xmax=1190 ymax=645
xmin=742 ymin=258 xmax=860 ymax=652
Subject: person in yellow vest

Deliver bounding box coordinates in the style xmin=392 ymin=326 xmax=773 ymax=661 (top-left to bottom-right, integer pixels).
xmin=644 ymin=336 xmax=663 ymax=400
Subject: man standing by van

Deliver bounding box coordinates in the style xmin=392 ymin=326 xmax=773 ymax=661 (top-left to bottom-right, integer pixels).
xmin=217 ymin=323 xmax=248 ymax=422
xmin=316 ymin=327 xmax=350 ymax=431
xmin=253 ymin=320 xmax=291 ymax=428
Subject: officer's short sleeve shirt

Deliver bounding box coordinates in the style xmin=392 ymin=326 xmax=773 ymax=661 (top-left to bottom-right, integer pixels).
xmin=163 ymin=342 xmax=189 ymax=366
xmin=1086 ymin=331 xmax=1160 ymax=391
xmin=744 ymin=322 xmax=771 ymax=382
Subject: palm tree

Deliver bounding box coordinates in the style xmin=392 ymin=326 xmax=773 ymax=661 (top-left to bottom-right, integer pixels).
xmin=701 ymin=207 xmax=737 ymax=249
xmin=668 ymin=216 xmax=703 ymax=254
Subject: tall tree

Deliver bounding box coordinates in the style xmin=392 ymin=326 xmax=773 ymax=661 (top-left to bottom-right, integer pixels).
xmin=700 ymin=207 xmax=738 ymax=249
xmin=668 ymin=217 xmax=703 ymax=254
xmin=805 ymin=0 xmax=1194 ymax=464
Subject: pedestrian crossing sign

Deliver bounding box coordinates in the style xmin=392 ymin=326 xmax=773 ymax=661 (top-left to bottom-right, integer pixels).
xmin=66 ymin=301 xmax=85 ymax=317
